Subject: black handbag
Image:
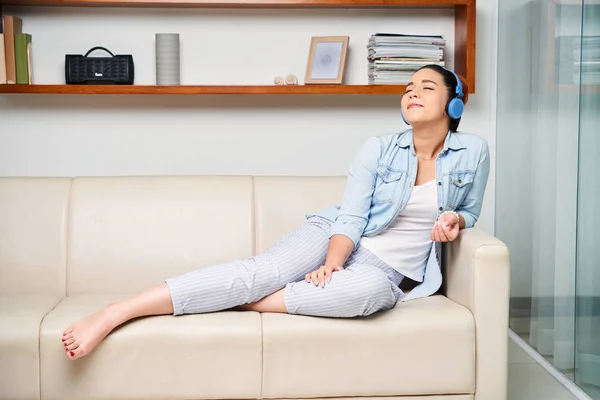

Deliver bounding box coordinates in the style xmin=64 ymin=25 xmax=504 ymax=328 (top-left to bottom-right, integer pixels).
xmin=65 ymin=46 xmax=134 ymax=85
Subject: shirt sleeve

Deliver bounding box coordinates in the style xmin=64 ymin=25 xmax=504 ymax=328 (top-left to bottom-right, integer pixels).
xmin=456 ymin=142 xmax=490 ymax=228
xmin=329 ymin=136 xmax=381 ymax=249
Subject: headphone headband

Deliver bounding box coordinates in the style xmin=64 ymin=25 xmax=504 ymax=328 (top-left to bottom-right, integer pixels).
xmin=443 ymin=67 xmax=463 ymax=99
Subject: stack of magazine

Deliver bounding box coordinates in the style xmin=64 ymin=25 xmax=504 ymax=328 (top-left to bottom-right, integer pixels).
xmin=368 ymin=33 xmax=446 ymax=85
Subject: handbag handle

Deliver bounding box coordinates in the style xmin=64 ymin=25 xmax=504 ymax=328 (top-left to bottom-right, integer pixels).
xmin=84 ymin=46 xmax=115 ymax=57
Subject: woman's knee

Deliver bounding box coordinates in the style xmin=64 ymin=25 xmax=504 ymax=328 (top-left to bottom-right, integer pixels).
xmin=283 ymin=266 xmax=398 ymax=318
xmin=354 ymin=271 xmax=397 ymax=316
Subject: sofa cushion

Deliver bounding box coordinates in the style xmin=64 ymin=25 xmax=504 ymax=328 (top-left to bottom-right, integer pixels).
xmin=40 ymin=295 xmax=262 ymax=400
xmin=261 ymin=295 xmax=475 ymax=398
xmin=254 ymin=176 xmax=346 ymax=253
xmin=0 ymin=177 xmax=71 ymax=296
xmin=66 ymin=176 xmax=255 ymax=295
xmin=0 ymin=295 xmax=61 ymax=400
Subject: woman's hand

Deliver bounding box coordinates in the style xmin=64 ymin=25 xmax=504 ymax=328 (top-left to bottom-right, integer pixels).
xmin=305 ymin=264 xmax=344 ymax=288
xmin=431 ymin=211 xmax=460 ymax=242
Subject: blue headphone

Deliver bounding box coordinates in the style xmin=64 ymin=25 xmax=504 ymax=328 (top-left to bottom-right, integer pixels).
xmin=401 ymin=67 xmax=464 ymax=125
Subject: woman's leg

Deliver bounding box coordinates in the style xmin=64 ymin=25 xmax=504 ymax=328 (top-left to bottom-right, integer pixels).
xmin=237 ymin=288 xmax=287 ymax=313
xmin=165 ymin=216 xmax=329 ymax=315
xmin=63 ymin=283 xmax=173 ymax=360
xmin=283 ymin=246 xmax=405 ymax=318
xmin=62 ymin=217 xmax=331 ymax=360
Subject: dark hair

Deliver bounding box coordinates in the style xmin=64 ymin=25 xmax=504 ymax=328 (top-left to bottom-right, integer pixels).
xmin=417 ymin=64 xmax=469 ymax=132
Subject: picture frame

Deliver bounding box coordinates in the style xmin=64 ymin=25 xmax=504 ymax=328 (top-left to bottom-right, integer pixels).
xmin=304 ymin=36 xmax=350 ymax=85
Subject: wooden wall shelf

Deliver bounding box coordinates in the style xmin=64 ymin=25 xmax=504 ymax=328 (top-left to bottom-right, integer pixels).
xmin=0 ymin=0 xmax=471 ymax=8
xmin=0 ymin=84 xmax=408 ymax=94
xmin=0 ymin=0 xmax=476 ymax=93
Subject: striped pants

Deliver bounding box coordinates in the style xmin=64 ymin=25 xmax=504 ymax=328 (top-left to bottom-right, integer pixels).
xmin=165 ymin=216 xmax=405 ymax=318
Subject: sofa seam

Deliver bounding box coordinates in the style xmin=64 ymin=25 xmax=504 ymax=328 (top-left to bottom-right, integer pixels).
xmin=254 ymin=176 xmax=263 ymax=399
xmin=38 ymin=298 xmax=63 ymax=400
xmin=260 ymin=313 xmax=264 ymax=400
xmin=252 ymin=176 xmax=258 ymax=257
xmin=40 ymin=177 xmax=73 ymax=400
xmin=65 ymin=178 xmax=75 ymax=298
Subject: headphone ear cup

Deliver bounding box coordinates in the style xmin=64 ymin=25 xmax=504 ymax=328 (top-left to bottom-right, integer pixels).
xmin=400 ymin=109 xmax=410 ymax=125
xmin=447 ymin=98 xmax=464 ymax=120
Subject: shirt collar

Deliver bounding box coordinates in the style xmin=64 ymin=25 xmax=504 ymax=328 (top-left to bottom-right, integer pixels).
xmin=397 ymin=129 xmax=466 ymax=152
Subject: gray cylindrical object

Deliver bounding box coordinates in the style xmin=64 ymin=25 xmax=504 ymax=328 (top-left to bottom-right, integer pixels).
xmin=155 ymin=33 xmax=180 ymax=85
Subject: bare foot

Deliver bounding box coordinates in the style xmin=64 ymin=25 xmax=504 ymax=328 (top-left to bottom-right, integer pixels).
xmin=61 ymin=303 xmax=123 ymax=360
xmin=61 ymin=283 xmax=175 ymax=359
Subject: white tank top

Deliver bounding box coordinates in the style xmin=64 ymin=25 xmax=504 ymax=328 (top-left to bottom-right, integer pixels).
xmin=359 ymin=179 xmax=438 ymax=282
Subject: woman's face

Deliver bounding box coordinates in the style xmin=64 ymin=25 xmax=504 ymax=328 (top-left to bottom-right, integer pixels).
xmin=401 ymin=68 xmax=449 ymax=126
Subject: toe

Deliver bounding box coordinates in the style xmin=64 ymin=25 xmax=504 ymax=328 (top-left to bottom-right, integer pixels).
xmin=66 ymin=340 xmax=79 ymax=351
xmin=63 ymin=327 xmax=74 ymax=336
xmin=64 ymin=337 xmax=76 ymax=346
xmin=70 ymin=348 xmax=85 ymax=360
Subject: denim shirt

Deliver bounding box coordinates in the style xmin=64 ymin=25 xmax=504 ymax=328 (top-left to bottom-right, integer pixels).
xmin=307 ymin=129 xmax=490 ymax=302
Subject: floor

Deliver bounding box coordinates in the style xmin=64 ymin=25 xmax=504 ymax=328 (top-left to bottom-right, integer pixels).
xmin=508 ymin=338 xmax=580 ymax=400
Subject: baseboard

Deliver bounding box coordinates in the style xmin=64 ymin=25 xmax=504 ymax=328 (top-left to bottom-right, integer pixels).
xmin=509 ymin=330 xmax=593 ymax=400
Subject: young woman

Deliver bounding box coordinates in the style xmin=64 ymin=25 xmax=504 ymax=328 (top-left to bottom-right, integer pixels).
xmin=61 ymin=65 xmax=490 ymax=360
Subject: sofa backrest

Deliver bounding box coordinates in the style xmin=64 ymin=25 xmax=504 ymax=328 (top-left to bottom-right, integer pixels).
xmin=0 ymin=176 xmax=347 ymax=297
xmin=66 ymin=176 xmax=256 ymax=296
xmin=0 ymin=178 xmax=71 ymax=296
xmin=253 ymin=176 xmax=346 ymax=253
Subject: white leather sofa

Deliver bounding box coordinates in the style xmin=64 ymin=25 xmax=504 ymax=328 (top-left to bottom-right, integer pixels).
xmin=0 ymin=176 xmax=510 ymax=400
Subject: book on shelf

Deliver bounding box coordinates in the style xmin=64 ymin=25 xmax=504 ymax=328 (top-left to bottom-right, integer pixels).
xmin=3 ymin=15 xmax=23 ymax=84
xmin=15 ymin=33 xmax=32 ymax=84
xmin=367 ymin=33 xmax=446 ymax=85
xmin=0 ymin=34 xmax=6 ymax=84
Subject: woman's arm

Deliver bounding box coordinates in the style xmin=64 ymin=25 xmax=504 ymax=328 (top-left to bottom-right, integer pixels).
xmin=324 ymin=234 xmax=355 ymax=269
xmin=328 ymin=136 xmax=381 ymax=252
xmin=456 ymin=142 xmax=491 ymax=228
xmin=307 ymin=137 xmax=380 ymax=286
xmin=306 ymin=233 xmax=356 ymax=287
xmin=432 ymin=141 xmax=490 ymax=242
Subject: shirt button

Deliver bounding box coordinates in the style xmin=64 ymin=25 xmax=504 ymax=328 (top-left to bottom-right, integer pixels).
xmin=458 ymin=179 xmax=463 ymax=184
xmin=439 ymin=207 xmax=443 ymax=211
xmin=438 ymin=181 xmax=442 ymax=186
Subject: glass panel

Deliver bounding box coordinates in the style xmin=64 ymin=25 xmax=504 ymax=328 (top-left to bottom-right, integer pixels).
xmin=496 ymin=0 xmax=582 ymax=379
xmin=575 ymin=1 xmax=600 ymax=398
xmin=496 ymin=0 xmax=538 ymax=343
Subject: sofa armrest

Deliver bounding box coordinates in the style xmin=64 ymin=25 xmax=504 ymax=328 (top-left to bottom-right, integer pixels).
xmin=442 ymin=227 xmax=510 ymax=400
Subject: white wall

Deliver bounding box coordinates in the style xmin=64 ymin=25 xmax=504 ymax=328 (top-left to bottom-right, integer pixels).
xmin=0 ymin=2 xmax=497 ymax=234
